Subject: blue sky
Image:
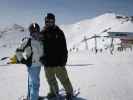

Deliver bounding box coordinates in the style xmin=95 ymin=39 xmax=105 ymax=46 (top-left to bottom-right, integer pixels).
xmin=0 ymin=0 xmax=133 ymax=27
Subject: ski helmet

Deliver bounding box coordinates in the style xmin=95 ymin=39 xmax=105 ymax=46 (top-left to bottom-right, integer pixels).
xmin=29 ymin=23 xmax=40 ymax=33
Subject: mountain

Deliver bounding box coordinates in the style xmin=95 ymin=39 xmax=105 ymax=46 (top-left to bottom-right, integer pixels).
xmin=0 ymin=13 xmax=133 ymax=55
xmin=0 ymin=24 xmax=26 ymax=34
xmin=0 ymin=24 xmax=28 ymax=58
xmin=61 ymin=13 xmax=133 ymax=51
xmin=12 ymin=24 xmax=25 ymax=32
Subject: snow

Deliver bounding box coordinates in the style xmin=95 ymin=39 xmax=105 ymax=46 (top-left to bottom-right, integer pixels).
xmin=110 ymin=21 xmax=133 ymax=32
xmin=0 ymin=51 xmax=133 ymax=100
xmin=0 ymin=13 xmax=133 ymax=100
xmin=68 ymin=51 xmax=133 ymax=100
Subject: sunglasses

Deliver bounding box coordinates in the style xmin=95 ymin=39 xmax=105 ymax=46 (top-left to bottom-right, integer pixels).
xmin=45 ymin=19 xmax=55 ymax=24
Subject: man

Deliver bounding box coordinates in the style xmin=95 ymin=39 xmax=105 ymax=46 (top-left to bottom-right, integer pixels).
xmin=40 ymin=13 xmax=73 ymax=100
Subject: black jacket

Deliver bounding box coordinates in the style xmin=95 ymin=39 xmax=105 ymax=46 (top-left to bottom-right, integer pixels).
xmin=40 ymin=25 xmax=68 ymax=67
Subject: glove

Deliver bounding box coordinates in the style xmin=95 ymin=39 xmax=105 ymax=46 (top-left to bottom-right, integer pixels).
xmin=9 ymin=55 xmax=17 ymax=64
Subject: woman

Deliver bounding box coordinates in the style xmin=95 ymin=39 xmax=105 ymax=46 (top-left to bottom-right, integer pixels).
xmin=9 ymin=23 xmax=43 ymax=100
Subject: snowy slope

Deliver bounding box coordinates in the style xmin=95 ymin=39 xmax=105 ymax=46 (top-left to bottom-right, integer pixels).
xmin=0 ymin=50 xmax=133 ymax=100
xmin=68 ymin=50 xmax=133 ymax=100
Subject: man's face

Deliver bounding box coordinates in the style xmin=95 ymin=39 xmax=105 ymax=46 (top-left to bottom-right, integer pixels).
xmin=45 ymin=18 xmax=55 ymax=28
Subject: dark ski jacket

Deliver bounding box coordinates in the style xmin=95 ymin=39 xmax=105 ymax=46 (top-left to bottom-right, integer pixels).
xmin=40 ymin=25 xmax=68 ymax=67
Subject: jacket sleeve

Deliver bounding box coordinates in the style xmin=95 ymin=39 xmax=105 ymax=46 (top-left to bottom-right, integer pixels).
xmin=23 ymin=46 xmax=32 ymax=60
xmin=59 ymin=29 xmax=68 ymax=65
xmin=16 ymin=46 xmax=32 ymax=62
xmin=60 ymin=30 xmax=68 ymax=54
xmin=15 ymin=51 xmax=24 ymax=62
xmin=15 ymin=38 xmax=32 ymax=63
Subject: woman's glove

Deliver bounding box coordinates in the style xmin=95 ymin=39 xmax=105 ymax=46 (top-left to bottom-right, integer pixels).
xmin=9 ymin=55 xmax=17 ymax=64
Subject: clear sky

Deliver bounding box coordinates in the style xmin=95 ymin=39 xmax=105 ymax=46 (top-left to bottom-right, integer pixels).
xmin=0 ymin=0 xmax=133 ymax=27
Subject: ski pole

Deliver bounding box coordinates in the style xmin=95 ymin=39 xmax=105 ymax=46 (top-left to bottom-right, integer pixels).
xmin=0 ymin=57 xmax=9 ymax=61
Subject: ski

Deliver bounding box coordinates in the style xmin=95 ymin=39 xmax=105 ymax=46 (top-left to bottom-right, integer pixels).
xmin=39 ymin=88 xmax=80 ymax=100
xmin=19 ymin=88 xmax=80 ymax=100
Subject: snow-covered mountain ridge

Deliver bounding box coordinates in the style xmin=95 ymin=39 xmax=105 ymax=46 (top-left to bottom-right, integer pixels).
xmin=61 ymin=13 xmax=133 ymax=50
xmin=0 ymin=13 xmax=133 ymax=54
